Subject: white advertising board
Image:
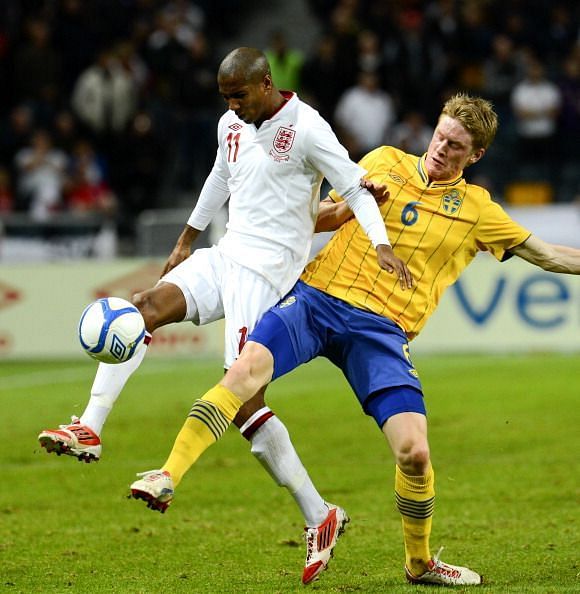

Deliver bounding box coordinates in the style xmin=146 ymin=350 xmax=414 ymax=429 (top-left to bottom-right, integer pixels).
xmin=1 ymin=254 xmax=580 ymax=360
xmin=414 ymin=253 xmax=580 ymax=353
xmin=0 ymin=259 xmax=224 ymax=360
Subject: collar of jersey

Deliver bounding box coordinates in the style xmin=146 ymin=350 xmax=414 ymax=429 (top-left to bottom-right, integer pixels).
xmin=269 ymin=90 xmax=295 ymax=120
xmin=247 ymin=91 xmax=295 ymax=130
xmin=417 ymin=153 xmax=464 ymax=188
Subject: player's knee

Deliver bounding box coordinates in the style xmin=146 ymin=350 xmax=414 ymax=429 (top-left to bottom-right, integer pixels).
xmin=395 ymin=440 xmax=430 ymax=475
xmin=131 ymin=290 xmax=148 ymax=315
xmin=224 ymin=356 xmax=253 ymax=385
xmin=224 ymin=357 xmax=259 ymax=400
xmin=131 ymin=290 xmax=158 ymax=331
xmin=223 ymin=344 xmax=272 ymax=401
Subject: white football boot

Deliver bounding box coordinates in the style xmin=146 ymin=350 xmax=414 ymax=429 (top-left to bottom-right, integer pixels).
xmin=405 ymin=547 xmax=483 ymax=586
xmin=38 ymin=416 xmax=101 ymax=463
xmin=302 ymin=503 xmax=350 ymax=584
xmin=130 ymin=469 xmax=174 ymax=513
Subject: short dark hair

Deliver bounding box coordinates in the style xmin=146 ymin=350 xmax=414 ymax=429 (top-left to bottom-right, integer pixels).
xmin=218 ymin=47 xmax=271 ymax=84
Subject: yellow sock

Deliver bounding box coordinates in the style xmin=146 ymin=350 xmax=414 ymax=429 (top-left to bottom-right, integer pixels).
xmin=395 ymin=463 xmax=435 ymax=576
xmin=162 ymin=384 xmax=243 ymax=486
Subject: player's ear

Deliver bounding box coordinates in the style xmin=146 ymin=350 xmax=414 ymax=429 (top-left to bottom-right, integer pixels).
xmin=263 ymin=74 xmax=273 ymax=93
xmin=469 ymin=148 xmax=485 ymax=165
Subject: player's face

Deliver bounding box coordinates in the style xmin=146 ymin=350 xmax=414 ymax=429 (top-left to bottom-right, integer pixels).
xmin=425 ymin=115 xmax=484 ymax=181
xmin=218 ymin=73 xmax=272 ymax=125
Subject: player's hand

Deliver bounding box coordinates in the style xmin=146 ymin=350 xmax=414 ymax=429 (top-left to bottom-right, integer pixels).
xmin=160 ymin=244 xmax=191 ymax=277
xmin=360 ymin=177 xmax=390 ymax=207
xmin=376 ymin=244 xmax=413 ymax=289
xmin=160 ymin=225 xmax=201 ymax=278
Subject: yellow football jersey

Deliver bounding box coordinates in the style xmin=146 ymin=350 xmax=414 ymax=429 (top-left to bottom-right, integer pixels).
xmin=302 ymin=146 xmax=531 ymax=339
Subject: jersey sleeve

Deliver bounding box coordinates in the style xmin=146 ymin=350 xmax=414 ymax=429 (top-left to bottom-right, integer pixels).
xmin=304 ymin=117 xmax=367 ymax=197
xmin=475 ymin=197 xmax=532 ymax=261
xmin=187 ymin=123 xmax=231 ymax=231
xmin=326 ymin=146 xmax=385 ymax=204
xmin=305 ymin=124 xmax=389 ymax=247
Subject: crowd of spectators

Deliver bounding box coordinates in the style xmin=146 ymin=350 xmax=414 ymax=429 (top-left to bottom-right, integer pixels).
xmin=0 ymin=0 xmax=579 ymax=252
xmin=300 ymin=0 xmax=580 ymax=200
xmin=0 ymin=0 xmax=237 ymax=235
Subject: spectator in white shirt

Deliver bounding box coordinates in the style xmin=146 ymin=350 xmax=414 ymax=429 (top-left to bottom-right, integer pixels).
xmin=511 ymin=56 xmax=561 ymax=163
xmin=334 ymin=71 xmax=396 ymax=161
xmin=14 ymin=129 xmax=68 ymax=221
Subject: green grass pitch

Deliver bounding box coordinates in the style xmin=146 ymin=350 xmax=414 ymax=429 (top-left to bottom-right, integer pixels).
xmin=1 ymin=354 xmax=579 ymax=593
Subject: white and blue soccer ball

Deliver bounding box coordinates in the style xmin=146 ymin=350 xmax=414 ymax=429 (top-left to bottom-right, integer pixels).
xmin=78 ymin=297 xmax=146 ymax=364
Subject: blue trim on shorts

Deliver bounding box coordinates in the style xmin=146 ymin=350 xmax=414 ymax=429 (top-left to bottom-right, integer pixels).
xmin=364 ymin=386 xmax=426 ymax=428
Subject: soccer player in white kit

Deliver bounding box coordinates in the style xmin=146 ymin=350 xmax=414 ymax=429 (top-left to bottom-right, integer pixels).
xmin=38 ymin=47 xmax=411 ymax=584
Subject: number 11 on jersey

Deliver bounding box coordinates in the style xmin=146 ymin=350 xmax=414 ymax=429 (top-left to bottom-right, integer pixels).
xmin=227 ymin=132 xmax=241 ymax=162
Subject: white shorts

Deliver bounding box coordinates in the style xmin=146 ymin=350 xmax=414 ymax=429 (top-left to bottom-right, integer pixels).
xmin=161 ymin=246 xmax=281 ymax=368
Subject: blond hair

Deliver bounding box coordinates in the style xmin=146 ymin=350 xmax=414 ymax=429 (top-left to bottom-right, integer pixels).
xmin=441 ymin=93 xmax=498 ymax=150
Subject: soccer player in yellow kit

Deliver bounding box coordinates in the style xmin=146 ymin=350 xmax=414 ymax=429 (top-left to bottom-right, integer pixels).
xmin=130 ymin=93 xmax=580 ymax=585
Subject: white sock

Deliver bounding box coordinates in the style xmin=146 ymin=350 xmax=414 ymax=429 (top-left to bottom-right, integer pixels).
xmin=79 ymin=335 xmax=149 ymax=435
xmin=241 ymin=407 xmax=328 ymax=527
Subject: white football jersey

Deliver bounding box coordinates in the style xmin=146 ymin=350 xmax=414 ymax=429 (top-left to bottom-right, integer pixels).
xmin=188 ymin=92 xmax=367 ymax=297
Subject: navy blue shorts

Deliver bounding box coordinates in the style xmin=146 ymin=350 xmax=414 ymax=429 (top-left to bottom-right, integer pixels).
xmin=249 ymin=281 xmax=425 ymax=427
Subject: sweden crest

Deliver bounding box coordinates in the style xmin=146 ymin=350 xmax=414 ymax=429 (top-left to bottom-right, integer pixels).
xmin=441 ymin=189 xmax=463 ymax=215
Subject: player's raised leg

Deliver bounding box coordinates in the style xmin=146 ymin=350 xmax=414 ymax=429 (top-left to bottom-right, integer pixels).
xmin=38 ymin=282 xmax=188 ymax=462
xmin=133 ymin=268 xmax=282 ymax=489
xmin=130 ymin=382 xmax=245 ymax=511
xmin=129 ymin=341 xmax=273 ymax=501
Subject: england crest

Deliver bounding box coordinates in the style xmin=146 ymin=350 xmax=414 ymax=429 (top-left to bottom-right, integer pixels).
xmin=273 ymin=126 xmax=295 ymax=153
xmin=441 ymin=189 xmax=463 ymax=215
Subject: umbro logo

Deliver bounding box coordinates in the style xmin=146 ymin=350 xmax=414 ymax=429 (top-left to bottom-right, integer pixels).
xmin=279 ymin=296 xmax=296 ymax=309
xmin=229 ymin=123 xmax=242 ymax=131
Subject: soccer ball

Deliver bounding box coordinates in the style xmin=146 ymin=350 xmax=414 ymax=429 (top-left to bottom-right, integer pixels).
xmin=78 ymin=297 xmax=146 ymax=364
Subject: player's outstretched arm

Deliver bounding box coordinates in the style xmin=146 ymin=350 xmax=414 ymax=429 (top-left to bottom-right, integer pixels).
xmin=315 ymin=179 xmax=390 ymax=233
xmin=160 ymin=224 xmax=202 ymax=277
xmin=315 ymin=197 xmax=353 ymax=232
xmin=511 ymin=234 xmax=580 ymax=274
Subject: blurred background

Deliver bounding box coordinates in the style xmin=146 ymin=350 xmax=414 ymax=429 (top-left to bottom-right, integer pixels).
xmin=1 ymin=0 xmax=580 ymax=359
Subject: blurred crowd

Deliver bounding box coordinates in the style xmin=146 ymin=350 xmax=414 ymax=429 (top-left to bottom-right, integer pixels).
xmin=0 ymin=0 xmax=579 ymax=243
xmin=301 ymin=0 xmax=580 ymax=201
xmin=0 ymin=0 xmax=238 ymax=233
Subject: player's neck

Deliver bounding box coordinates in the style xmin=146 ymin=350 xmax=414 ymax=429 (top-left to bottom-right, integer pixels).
xmin=256 ymin=91 xmax=288 ymax=128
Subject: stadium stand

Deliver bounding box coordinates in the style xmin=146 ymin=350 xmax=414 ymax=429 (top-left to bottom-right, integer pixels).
xmin=0 ymin=0 xmax=579 ymax=261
